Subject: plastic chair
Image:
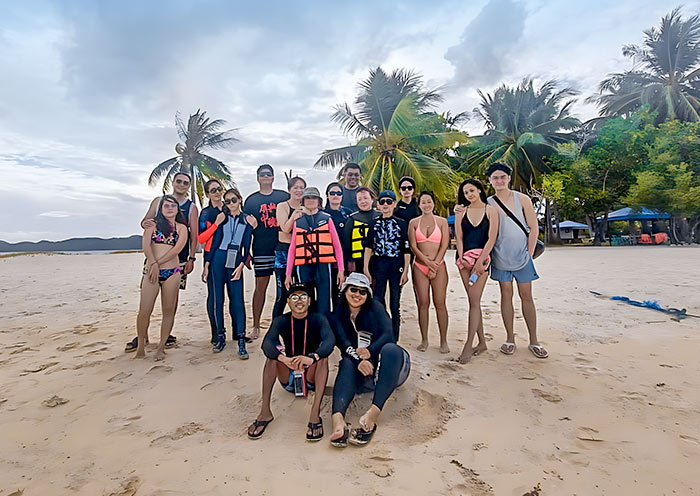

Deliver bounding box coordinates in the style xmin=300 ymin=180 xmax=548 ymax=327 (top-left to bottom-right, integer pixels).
xmin=639 ymin=234 xmax=652 ymax=244
xmin=654 ymin=232 xmax=668 ymax=245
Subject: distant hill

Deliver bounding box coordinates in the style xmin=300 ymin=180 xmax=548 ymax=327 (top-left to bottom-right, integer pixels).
xmin=0 ymin=235 xmax=142 ymax=252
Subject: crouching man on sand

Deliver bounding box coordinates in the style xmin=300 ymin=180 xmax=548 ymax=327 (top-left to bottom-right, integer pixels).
xmin=248 ymin=283 xmax=335 ymax=442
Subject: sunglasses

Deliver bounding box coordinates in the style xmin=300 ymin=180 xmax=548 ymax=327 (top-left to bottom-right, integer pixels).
xmin=208 ymin=186 xmax=223 ymax=194
xmin=400 ymin=185 xmax=413 ymax=191
xmin=162 ymin=202 xmax=179 ymax=208
xmin=258 ymin=172 xmax=273 ymax=178
xmin=224 ymin=198 xmax=239 ymax=205
xmin=378 ymin=199 xmax=395 ymax=205
xmin=348 ymin=287 xmax=368 ymax=296
xmin=345 ymin=172 xmax=360 ymax=177
xmin=289 ymin=293 xmax=309 ymax=302
xmin=174 ymin=179 xmax=190 ymax=186
xmin=328 ymin=191 xmax=343 ymax=197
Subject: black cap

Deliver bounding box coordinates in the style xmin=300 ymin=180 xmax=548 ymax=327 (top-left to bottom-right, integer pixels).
xmin=288 ymin=282 xmax=311 ymax=296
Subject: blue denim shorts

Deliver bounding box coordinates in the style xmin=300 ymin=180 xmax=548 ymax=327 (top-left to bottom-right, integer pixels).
xmin=490 ymin=257 xmax=539 ymax=283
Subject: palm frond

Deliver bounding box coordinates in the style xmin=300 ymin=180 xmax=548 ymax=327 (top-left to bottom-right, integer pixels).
xmin=148 ymin=157 xmax=180 ymax=186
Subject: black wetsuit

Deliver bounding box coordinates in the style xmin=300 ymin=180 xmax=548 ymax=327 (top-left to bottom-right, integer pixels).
xmin=328 ymin=299 xmax=410 ymax=415
xmin=364 ymin=215 xmax=409 ymax=340
xmin=394 ymin=198 xmax=420 ymax=223
xmin=324 ymin=205 xmax=351 ymax=309
xmin=261 ymin=312 xmax=336 ymax=361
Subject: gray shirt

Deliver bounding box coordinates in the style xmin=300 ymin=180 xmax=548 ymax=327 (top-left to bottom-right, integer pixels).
xmin=487 ymin=193 xmax=531 ymax=271
xmin=341 ymin=186 xmax=359 ymax=213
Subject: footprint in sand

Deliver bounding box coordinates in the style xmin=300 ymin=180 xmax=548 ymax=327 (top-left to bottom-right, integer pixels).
xmin=105 ymin=476 xmax=140 ymax=496
xmin=107 ymin=372 xmax=132 ymax=383
xmin=42 ymin=395 xmax=69 ymax=407
xmin=57 ymin=342 xmax=80 ymax=352
xmin=449 ymin=459 xmax=494 ymax=495
xmin=393 ymin=389 xmax=460 ymax=444
xmin=147 ymin=365 xmax=173 ymax=374
xmin=531 ymin=388 xmax=562 ymax=403
xmin=150 ymin=422 xmax=206 ymax=446
xmin=24 ymin=362 xmax=59 ymax=373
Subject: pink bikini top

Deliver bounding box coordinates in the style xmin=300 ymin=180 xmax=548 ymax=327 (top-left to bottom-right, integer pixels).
xmin=415 ymin=218 xmax=442 ymax=243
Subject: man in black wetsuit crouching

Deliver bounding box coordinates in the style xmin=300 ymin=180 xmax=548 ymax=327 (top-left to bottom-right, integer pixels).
xmin=248 ymin=283 xmax=335 ymax=442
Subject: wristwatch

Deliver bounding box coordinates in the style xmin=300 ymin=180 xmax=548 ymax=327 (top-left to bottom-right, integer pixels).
xmin=307 ymin=353 xmax=319 ymax=364
xmin=188 ymin=256 xmax=196 ymax=262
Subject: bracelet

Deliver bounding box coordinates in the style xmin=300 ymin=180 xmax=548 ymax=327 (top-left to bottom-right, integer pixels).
xmin=188 ymin=256 xmax=196 ymax=262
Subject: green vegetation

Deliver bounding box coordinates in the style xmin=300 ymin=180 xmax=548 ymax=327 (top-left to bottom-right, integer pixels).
xmin=148 ymin=109 xmax=238 ymax=206
xmin=314 ymin=67 xmax=467 ymax=207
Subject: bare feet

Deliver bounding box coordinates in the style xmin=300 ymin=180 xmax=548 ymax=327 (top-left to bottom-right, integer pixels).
xmin=416 ymin=340 xmax=428 ymax=352
xmin=134 ymin=349 xmax=146 ymax=359
xmin=329 ymin=413 xmax=346 ymax=442
xmin=250 ymin=327 xmax=260 ymax=340
xmin=457 ymin=348 xmax=472 ymax=364
xmin=472 ymin=343 xmax=487 ymax=356
xmin=439 ymin=343 xmax=450 ymax=354
xmin=154 ymin=349 xmax=166 ymax=361
xmin=358 ymin=405 xmax=381 ymax=431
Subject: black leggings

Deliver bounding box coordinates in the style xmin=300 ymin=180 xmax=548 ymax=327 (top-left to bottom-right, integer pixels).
xmin=332 ymin=343 xmax=410 ymax=415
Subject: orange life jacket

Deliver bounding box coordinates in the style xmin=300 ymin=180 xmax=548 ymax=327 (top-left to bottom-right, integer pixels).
xmin=293 ymin=213 xmax=336 ymax=265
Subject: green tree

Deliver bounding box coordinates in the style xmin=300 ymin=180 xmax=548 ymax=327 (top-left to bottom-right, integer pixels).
xmin=466 ymin=78 xmax=581 ymax=190
xmin=149 ymin=109 xmax=238 ymax=205
xmin=314 ymin=67 xmax=466 ymax=206
xmin=549 ymin=111 xmax=653 ymax=244
xmin=591 ymin=8 xmax=700 ymax=124
xmin=626 ymin=119 xmax=700 ymax=242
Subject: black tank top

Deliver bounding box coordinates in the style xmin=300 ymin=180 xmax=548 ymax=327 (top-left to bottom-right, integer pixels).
xmin=462 ymin=209 xmax=489 ymax=251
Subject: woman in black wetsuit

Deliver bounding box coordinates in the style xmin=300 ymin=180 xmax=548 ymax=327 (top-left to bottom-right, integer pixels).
xmin=136 ymin=195 xmax=188 ymax=360
xmin=327 ymin=273 xmax=411 ymax=448
xmin=324 ymin=182 xmax=351 ymax=309
xmin=454 ymin=179 xmax=499 ymax=363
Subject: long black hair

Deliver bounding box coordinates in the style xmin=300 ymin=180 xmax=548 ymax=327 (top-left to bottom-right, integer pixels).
xmin=457 ymin=178 xmax=488 ymax=206
xmin=155 ymin=194 xmax=186 ymax=236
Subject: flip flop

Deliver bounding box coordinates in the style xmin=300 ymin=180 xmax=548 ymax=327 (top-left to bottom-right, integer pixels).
xmin=164 ymin=335 xmax=177 ymax=348
xmin=247 ymin=418 xmax=274 ymax=439
xmin=306 ymin=421 xmax=324 ymax=442
xmin=349 ymin=424 xmax=377 ymax=446
xmin=500 ymin=342 xmax=516 ymax=355
xmin=330 ymin=424 xmax=350 ymax=448
xmin=528 ymin=344 xmax=549 ymax=359
xmin=125 ymin=337 xmax=148 ymax=353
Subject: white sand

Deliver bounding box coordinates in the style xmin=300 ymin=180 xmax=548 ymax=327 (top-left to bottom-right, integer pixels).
xmin=1 ymin=247 xmax=699 ymax=495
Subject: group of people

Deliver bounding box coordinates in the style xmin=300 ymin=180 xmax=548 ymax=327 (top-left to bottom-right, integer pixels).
xmin=131 ymin=160 xmax=547 ymax=445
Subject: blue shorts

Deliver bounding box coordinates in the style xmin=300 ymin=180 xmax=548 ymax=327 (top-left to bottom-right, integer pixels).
xmin=490 ymin=258 xmax=539 ymax=283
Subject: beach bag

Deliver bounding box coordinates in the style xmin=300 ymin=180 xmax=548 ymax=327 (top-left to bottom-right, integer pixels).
xmin=492 ymin=196 xmax=545 ymax=259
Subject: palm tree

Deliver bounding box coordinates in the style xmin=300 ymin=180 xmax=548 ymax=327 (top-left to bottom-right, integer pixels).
xmin=314 ymin=67 xmax=465 ymax=204
xmin=149 ymin=109 xmax=238 ymax=205
xmin=467 ymin=78 xmax=580 ymax=189
xmin=591 ymin=8 xmax=700 ymax=124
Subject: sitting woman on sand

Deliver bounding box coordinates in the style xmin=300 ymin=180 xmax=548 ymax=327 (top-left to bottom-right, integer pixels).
xmin=327 ymin=273 xmax=410 ymax=448
xmin=454 ymin=179 xmax=499 ymax=363
xmin=136 ymin=194 xmax=188 ymax=360
xmin=408 ymin=191 xmax=451 ymax=353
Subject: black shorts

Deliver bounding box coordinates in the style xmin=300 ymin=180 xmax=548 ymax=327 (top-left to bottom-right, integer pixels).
xmin=253 ymin=255 xmax=275 ymax=277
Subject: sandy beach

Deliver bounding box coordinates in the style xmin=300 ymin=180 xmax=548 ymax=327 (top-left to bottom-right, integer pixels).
xmin=1 ymin=246 xmax=699 ymax=495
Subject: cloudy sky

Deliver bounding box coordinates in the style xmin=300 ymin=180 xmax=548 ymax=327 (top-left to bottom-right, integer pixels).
xmin=1 ymin=0 xmax=697 ymax=242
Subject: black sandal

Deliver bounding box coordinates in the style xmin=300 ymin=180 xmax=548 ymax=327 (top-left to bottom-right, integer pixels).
xmin=165 ymin=335 xmax=177 ymax=348
xmin=349 ymin=424 xmax=377 ymax=446
xmin=330 ymin=424 xmax=350 ymax=448
xmin=306 ymin=421 xmax=324 ymax=442
xmin=124 ymin=337 xmax=148 ymax=353
xmin=247 ymin=418 xmax=274 ymax=440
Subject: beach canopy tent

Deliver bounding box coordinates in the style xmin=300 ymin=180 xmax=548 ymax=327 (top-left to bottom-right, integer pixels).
xmin=558 ymin=220 xmax=589 ymax=229
xmin=600 ymin=207 xmax=671 ymax=222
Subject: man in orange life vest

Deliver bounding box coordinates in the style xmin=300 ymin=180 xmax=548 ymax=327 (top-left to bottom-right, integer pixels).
xmin=285 ymin=187 xmax=345 ymax=315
